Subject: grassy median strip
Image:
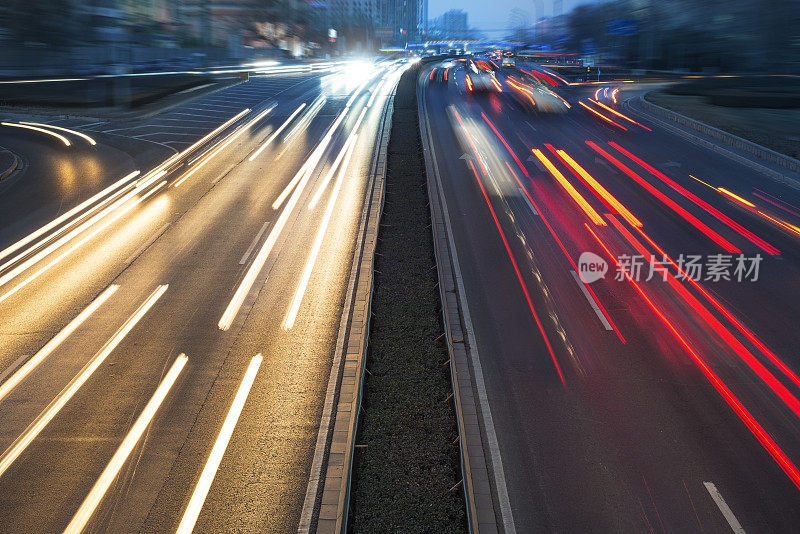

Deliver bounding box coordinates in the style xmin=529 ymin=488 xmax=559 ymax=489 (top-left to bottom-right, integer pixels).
xmin=349 ymin=65 xmax=467 ymax=533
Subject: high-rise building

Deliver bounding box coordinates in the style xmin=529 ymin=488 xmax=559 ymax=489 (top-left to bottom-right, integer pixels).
xmin=380 ymin=0 xmax=426 ymax=44
xmin=430 ymin=8 xmax=467 ymax=39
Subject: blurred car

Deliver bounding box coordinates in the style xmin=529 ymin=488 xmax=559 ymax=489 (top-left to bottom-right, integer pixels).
xmin=501 ymin=56 xmax=516 ymax=68
xmin=504 ymin=71 xmax=571 ymax=112
xmin=430 ymin=61 xmax=456 ymax=83
xmin=465 ymin=60 xmax=502 ymax=93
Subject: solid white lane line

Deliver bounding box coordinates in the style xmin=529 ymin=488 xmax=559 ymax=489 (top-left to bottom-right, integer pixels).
xmin=124 ymin=224 xmax=170 ymax=264
xmin=283 ymin=135 xmax=358 ymax=330
xmin=173 ymin=106 xmax=274 ymax=188
xmin=239 ymin=222 xmax=270 ymax=265
xmin=248 ymin=102 xmax=307 ymax=161
xmin=64 ymin=354 xmax=187 ymax=534
xmin=569 ymin=270 xmax=612 ymax=330
xmin=175 ymin=354 xmax=262 ymax=534
xmin=0 ymin=285 xmax=119 ymax=405
xmin=0 ymin=181 xmax=167 ymax=305
xmin=20 ymin=122 xmax=96 ymax=145
xmin=0 ymin=285 xmax=167 ymax=479
xmin=0 ymin=122 xmax=71 ymax=146
xmin=704 ymin=482 xmax=746 ymax=534
xmin=0 ymin=170 xmax=140 ymax=267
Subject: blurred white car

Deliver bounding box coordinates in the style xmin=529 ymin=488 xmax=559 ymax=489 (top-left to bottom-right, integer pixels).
xmin=465 ymin=60 xmax=502 ymax=93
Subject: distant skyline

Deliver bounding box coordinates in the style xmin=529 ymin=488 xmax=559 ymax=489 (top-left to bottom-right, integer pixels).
xmin=428 ymin=0 xmax=598 ymax=34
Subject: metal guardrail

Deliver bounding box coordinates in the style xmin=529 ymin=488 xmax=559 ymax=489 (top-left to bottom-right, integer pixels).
xmin=638 ymin=94 xmax=800 ymax=175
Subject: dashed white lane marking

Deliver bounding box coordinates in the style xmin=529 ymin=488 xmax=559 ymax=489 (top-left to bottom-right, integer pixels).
xmin=570 ymin=270 xmax=612 ymax=330
xmin=704 ymin=481 xmax=746 ymax=534
xmin=239 ymin=221 xmax=270 ymax=265
xmin=124 ymin=223 xmax=170 ymax=264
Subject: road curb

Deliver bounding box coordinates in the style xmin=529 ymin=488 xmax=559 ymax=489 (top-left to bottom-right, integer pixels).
xmin=629 ymin=94 xmax=800 ymax=185
xmin=418 ymin=68 xmax=510 ymax=534
xmin=0 ymin=148 xmax=20 ymax=181
xmin=297 ymin=87 xmax=395 ymax=534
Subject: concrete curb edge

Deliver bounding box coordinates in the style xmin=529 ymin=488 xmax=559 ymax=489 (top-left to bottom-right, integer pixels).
xmin=0 ymin=149 xmax=20 ymax=181
xmin=297 ymin=84 xmax=395 ymax=534
xmin=631 ymin=94 xmax=800 ymax=182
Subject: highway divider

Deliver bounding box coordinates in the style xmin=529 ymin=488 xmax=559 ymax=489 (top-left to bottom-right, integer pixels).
xmin=346 ymin=63 xmax=467 ymax=532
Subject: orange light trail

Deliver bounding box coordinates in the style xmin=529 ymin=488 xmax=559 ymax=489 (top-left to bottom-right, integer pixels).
xmin=546 ymin=146 xmax=642 ymax=227
xmin=532 ymin=149 xmax=606 ymax=226
xmin=718 ymin=188 xmax=755 ymax=208
xmin=465 ymin=74 xmax=474 ymax=92
xmin=504 ymin=161 xmax=625 ymax=343
xmin=587 ymin=98 xmax=652 ymax=131
xmin=586 ymin=141 xmax=740 ymax=253
xmin=609 ymin=142 xmax=779 ymax=255
xmin=480 ymin=112 xmax=527 ymax=177
xmin=429 ymin=68 xmax=437 ymax=80
xmin=506 ymin=78 xmax=537 ymax=106
xmin=491 ymin=78 xmax=503 ymax=92
xmin=469 ymin=160 xmax=565 ymax=384
xmin=444 ymin=68 xmax=449 ymax=81
xmin=585 ymin=222 xmax=800 ymax=491
xmin=578 ymin=101 xmax=628 ymax=130
xmin=611 ymin=88 xmax=619 ymax=103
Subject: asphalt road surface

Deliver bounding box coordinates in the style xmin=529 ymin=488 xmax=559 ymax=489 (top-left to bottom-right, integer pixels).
xmin=0 ymin=59 xmax=403 ymax=533
xmin=421 ymin=59 xmax=800 ymax=532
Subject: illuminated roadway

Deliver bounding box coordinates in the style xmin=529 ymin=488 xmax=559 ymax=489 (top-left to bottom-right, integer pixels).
xmin=421 ymin=59 xmax=800 ymax=532
xmin=0 ymin=61 xmax=403 ymax=532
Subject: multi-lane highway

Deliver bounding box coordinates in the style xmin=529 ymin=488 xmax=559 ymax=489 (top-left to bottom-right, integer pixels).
xmin=5 ymin=51 xmax=800 ymax=533
xmin=0 ymin=60 xmax=404 ymax=532
xmin=420 ymin=58 xmax=800 ymax=532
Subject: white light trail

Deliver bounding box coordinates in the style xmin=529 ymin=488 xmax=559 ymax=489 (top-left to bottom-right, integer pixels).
xmin=20 ymin=122 xmax=96 ymax=145
xmin=173 ymin=106 xmax=274 ymax=187
xmin=272 ymin=108 xmax=349 ymax=210
xmin=0 ymin=285 xmax=168 ymax=479
xmin=1 ymin=122 xmax=71 ymax=146
xmin=282 ymin=134 xmax=358 ymax=330
xmin=248 ymin=103 xmax=307 ymax=162
xmin=175 ymin=354 xmax=262 ymax=534
xmin=307 ymin=134 xmax=356 ymax=210
xmin=282 ymin=97 xmax=326 ymax=144
xmin=0 ymin=285 xmax=118 ymax=405
xmin=64 ymin=354 xmax=187 ymax=534
xmin=0 ymin=171 xmax=140 ymax=267
xmin=0 ymin=181 xmax=166 ymax=304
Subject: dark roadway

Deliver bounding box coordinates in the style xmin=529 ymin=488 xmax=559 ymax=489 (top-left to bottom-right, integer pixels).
xmin=0 ymin=60 xmax=403 ymax=532
xmin=420 ymin=59 xmax=800 ymax=532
